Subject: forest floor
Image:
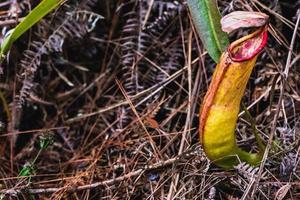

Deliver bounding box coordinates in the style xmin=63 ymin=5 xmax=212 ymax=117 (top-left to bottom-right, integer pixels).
xmin=0 ymin=0 xmax=300 ymax=199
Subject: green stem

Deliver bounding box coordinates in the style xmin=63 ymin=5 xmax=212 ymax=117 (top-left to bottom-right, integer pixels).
xmin=241 ymin=103 xmax=265 ymax=152
xmin=235 ymin=147 xmax=263 ymax=166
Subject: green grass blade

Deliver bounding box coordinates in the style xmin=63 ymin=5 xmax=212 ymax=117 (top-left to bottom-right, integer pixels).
xmin=0 ymin=0 xmax=65 ymax=60
xmin=187 ymin=0 xmax=229 ymax=63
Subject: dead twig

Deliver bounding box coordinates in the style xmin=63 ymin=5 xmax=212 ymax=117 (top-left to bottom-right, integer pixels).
xmin=0 ymin=148 xmax=202 ymax=196
xmin=0 ymin=17 xmax=23 ymax=27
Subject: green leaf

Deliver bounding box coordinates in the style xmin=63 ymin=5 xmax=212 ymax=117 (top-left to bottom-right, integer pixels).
xmin=19 ymin=166 xmax=32 ymax=177
xmin=39 ymin=134 xmax=54 ymax=149
xmin=0 ymin=0 xmax=65 ymax=61
xmin=187 ymin=0 xmax=229 ymax=63
xmin=19 ymin=164 xmax=36 ymax=177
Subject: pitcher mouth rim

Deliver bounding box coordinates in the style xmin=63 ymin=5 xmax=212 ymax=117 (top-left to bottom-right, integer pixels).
xmin=228 ymin=26 xmax=268 ymax=62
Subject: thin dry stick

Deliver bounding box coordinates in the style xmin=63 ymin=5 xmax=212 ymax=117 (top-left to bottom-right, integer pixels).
xmin=115 ymin=79 xmax=162 ymax=159
xmin=67 ymin=57 xmax=200 ymax=122
xmin=0 ymin=149 xmax=199 ymax=196
xmin=0 ymin=17 xmax=24 ymax=27
xmin=141 ymin=0 xmax=154 ymax=28
xmin=238 ymin=86 xmax=271 ymax=117
xmin=167 ymin=30 xmax=193 ymax=199
xmin=241 ymin=9 xmax=300 ymax=200
xmin=0 ymin=126 xmax=69 ymax=137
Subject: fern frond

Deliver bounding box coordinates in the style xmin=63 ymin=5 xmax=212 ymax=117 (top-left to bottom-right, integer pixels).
xmin=117 ymin=0 xmax=185 ymax=129
xmin=17 ymin=10 xmax=102 ymax=107
xmin=157 ymin=41 xmax=184 ymax=83
xmin=280 ymin=151 xmax=297 ymax=177
xmin=234 ymin=162 xmax=260 ymax=180
xmin=18 ymin=79 xmax=34 ymax=107
xmin=152 ymin=0 xmax=183 ymax=17
xmin=145 ymin=1 xmax=183 ymax=38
